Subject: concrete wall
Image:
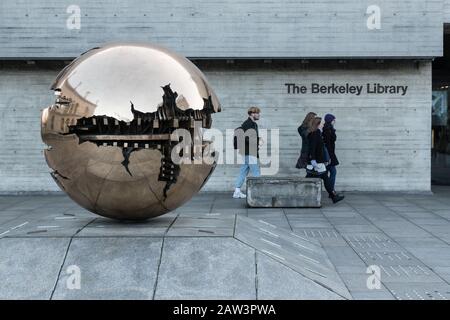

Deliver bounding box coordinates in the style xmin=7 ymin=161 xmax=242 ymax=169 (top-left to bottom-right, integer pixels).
xmin=444 ymin=0 xmax=450 ymax=23
xmin=0 ymin=0 xmax=443 ymax=59
xmin=0 ymin=60 xmax=431 ymax=193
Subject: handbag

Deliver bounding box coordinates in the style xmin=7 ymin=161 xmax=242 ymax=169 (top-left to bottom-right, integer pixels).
xmin=306 ymin=163 xmax=327 ymax=176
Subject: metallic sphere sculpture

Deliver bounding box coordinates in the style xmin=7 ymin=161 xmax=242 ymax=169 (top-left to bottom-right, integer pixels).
xmin=41 ymin=43 xmax=221 ymax=220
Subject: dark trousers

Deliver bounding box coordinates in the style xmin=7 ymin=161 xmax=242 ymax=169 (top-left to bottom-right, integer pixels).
xmin=306 ymin=171 xmax=334 ymax=197
xmin=327 ymin=165 xmax=337 ymax=191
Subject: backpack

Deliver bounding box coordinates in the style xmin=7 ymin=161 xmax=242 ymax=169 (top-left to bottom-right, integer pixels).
xmin=233 ymin=126 xmax=242 ymax=150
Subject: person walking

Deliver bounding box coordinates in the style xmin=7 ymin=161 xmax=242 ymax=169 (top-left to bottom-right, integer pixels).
xmin=322 ymin=114 xmax=339 ymax=193
xmin=296 ymin=112 xmax=317 ymax=169
xmin=232 ymin=106 xmax=261 ymax=199
xmin=306 ymin=117 xmax=344 ymax=204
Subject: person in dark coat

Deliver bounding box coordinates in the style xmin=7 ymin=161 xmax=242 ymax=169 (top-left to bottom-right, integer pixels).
xmin=296 ymin=112 xmax=317 ymax=169
xmin=322 ymin=114 xmax=339 ymax=192
xmin=233 ymin=106 xmax=261 ymax=199
xmin=306 ymin=117 xmax=344 ymax=204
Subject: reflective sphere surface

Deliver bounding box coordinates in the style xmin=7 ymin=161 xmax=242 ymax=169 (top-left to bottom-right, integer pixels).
xmin=41 ymin=43 xmax=221 ymax=220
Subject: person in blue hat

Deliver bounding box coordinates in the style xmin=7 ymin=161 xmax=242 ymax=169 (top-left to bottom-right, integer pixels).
xmin=322 ymin=114 xmax=340 ymax=194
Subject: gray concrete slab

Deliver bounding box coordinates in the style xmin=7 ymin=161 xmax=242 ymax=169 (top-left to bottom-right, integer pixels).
xmin=432 ymin=267 xmax=450 ymax=283
xmin=292 ymin=228 xmax=348 ymax=246
xmin=405 ymin=247 xmax=450 ymax=268
xmin=165 ymin=227 xmax=234 ymax=237
xmin=0 ymin=238 xmax=70 ymax=299
xmin=287 ymin=217 xmax=333 ymax=228
xmin=376 ymin=265 xmax=443 ymax=283
xmin=255 ymin=253 xmax=342 ymax=300
xmin=235 ymin=216 xmax=351 ymax=299
xmin=154 ymin=238 xmax=256 ymax=300
xmin=251 ymin=217 xmax=291 ymax=229
xmin=354 ymin=250 xmax=426 ymax=267
xmin=1 ymin=188 xmax=450 ymax=300
xmin=386 ymin=283 xmax=450 ymax=300
xmin=171 ymin=215 xmax=234 ymax=229
xmin=323 ymin=246 xmax=367 ymax=268
xmin=395 ymin=237 xmax=449 ymax=249
xmin=52 ymin=238 xmax=162 ymax=300
xmin=343 ymin=233 xmax=402 ymax=251
xmin=1 ymin=217 xmax=93 ymax=238
xmin=334 ymin=224 xmax=381 ymax=233
xmin=76 ymin=217 xmax=172 ymax=237
xmin=350 ymin=290 xmax=396 ymax=300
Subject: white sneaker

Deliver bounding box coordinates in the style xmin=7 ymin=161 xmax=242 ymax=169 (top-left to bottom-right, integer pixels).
xmin=233 ymin=190 xmax=247 ymax=199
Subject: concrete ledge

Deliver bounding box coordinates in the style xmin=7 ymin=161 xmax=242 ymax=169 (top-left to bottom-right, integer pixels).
xmin=246 ymin=176 xmax=322 ymax=208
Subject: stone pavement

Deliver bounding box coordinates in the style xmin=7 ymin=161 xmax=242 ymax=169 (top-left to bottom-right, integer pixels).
xmin=1 ymin=186 xmax=450 ymax=300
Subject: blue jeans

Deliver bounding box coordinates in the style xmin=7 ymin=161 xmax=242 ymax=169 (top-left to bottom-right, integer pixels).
xmin=235 ymin=155 xmax=261 ymax=188
xmin=327 ymin=165 xmax=337 ymax=191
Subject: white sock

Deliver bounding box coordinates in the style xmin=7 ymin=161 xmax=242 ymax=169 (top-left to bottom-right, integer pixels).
xmin=234 ymin=188 xmax=240 ymax=193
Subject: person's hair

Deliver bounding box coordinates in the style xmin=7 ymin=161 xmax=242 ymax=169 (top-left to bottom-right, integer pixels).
xmin=302 ymin=112 xmax=317 ymax=128
xmin=309 ymin=117 xmax=322 ymax=133
xmin=248 ymin=106 xmax=261 ymax=115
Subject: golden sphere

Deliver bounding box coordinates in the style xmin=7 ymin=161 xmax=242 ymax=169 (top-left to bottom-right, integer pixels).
xmin=41 ymin=43 xmax=221 ymax=220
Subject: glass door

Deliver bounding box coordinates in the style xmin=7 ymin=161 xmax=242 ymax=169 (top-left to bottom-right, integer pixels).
xmin=432 ymin=89 xmax=450 ymax=185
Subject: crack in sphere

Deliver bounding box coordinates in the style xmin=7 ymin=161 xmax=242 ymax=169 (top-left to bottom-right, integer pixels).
xmin=41 ymin=43 xmax=221 ymax=220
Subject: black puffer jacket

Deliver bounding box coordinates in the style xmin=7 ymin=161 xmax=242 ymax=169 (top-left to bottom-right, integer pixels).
xmin=322 ymin=122 xmax=339 ymax=166
xmin=239 ymin=117 xmax=259 ymax=157
xmin=308 ymin=129 xmax=327 ymax=164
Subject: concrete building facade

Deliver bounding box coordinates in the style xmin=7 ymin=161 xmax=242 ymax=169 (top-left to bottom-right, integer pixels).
xmin=0 ymin=0 xmax=449 ymax=193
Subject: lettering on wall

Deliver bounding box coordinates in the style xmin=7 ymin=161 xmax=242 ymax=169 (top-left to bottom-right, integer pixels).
xmin=284 ymin=83 xmax=408 ymax=96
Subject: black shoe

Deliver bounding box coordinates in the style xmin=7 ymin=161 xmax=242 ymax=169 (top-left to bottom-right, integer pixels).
xmin=332 ymin=194 xmax=345 ymax=204
xmin=329 ymin=192 xmax=341 ymax=199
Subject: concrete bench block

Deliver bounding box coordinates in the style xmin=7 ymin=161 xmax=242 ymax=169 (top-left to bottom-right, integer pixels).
xmin=246 ymin=177 xmax=322 ymax=208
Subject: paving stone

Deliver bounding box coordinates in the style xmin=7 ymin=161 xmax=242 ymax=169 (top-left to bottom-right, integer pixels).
xmin=0 ymin=216 xmax=93 ymax=238
xmin=154 ymin=238 xmax=256 ymax=299
xmin=323 ymin=246 xmax=367 ymax=267
xmin=52 ymin=238 xmax=162 ymax=299
xmin=386 ymin=283 xmax=450 ymax=300
xmin=166 ymin=227 xmax=234 ymax=237
xmin=235 ymin=216 xmax=351 ymax=299
xmin=377 ymin=265 xmax=443 ymax=283
xmin=398 ymin=212 xmax=441 ymax=219
xmin=286 ymin=217 xmax=332 ymax=228
xmin=432 ymin=267 xmax=450 ymax=283
xmin=388 ymin=206 xmax=428 ymax=213
xmin=77 ymin=219 xmax=169 ymax=237
xmin=334 ymin=224 xmax=380 ymax=233
xmin=171 ymin=215 xmax=235 ymax=229
xmin=256 ymin=253 xmax=343 ymax=300
xmin=343 ymin=234 xmax=403 ymax=252
xmin=0 ymin=238 xmax=70 ymax=299
xmin=327 ymin=217 xmax=371 ymax=226
xmin=283 ymin=208 xmax=323 ymax=215
xmin=395 ymin=237 xmax=448 ymax=249
xmin=350 ymin=290 xmax=396 ymax=300
xmin=321 ymin=208 xmax=358 ymax=217
xmin=432 ymin=209 xmax=450 ymax=220
xmin=1 ymin=189 xmax=450 ymax=300
xmin=405 ymin=247 xmax=450 ymax=267
xmin=355 ymin=250 xmax=425 ymax=267
xmin=292 ymin=228 xmax=347 ymax=246
xmin=253 ymin=217 xmax=291 ymax=229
